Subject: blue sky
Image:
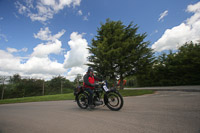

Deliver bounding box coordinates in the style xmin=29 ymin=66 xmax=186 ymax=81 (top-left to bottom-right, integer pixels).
xmin=0 ymin=0 xmax=200 ymax=80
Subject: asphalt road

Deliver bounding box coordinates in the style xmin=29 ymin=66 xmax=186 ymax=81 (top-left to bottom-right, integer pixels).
xmin=125 ymin=85 xmax=200 ymax=92
xmin=0 ymin=91 xmax=200 ymax=133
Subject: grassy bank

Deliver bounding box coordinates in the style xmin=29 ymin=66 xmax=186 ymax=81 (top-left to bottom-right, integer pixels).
xmin=0 ymin=90 xmax=154 ymax=104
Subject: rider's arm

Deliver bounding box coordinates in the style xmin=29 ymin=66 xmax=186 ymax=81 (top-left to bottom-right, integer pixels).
xmin=94 ymin=76 xmax=102 ymax=81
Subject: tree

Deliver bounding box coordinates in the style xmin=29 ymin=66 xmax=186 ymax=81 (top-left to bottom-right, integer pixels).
xmin=9 ymin=74 xmax=21 ymax=84
xmin=88 ymin=19 xmax=154 ymax=89
xmin=0 ymin=76 xmax=8 ymax=100
xmin=46 ymin=76 xmax=75 ymax=94
xmin=174 ymin=42 xmax=200 ymax=85
xmin=143 ymin=41 xmax=200 ymax=86
xmin=74 ymin=74 xmax=83 ymax=86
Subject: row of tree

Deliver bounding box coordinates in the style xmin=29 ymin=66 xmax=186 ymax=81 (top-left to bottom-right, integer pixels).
xmin=0 ymin=75 xmax=75 ymax=99
xmin=137 ymin=42 xmax=200 ymax=86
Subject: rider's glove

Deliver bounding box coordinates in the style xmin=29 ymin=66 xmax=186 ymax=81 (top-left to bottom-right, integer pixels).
xmin=95 ymin=83 xmax=99 ymax=87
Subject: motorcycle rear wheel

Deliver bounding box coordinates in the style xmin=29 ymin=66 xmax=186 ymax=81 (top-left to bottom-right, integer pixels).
xmin=106 ymin=92 xmax=123 ymax=111
xmin=76 ymin=92 xmax=88 ymax=109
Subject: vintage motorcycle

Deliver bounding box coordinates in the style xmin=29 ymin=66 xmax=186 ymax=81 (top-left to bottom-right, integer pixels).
xmin=74 ymin=80 xmax=124 ymax=111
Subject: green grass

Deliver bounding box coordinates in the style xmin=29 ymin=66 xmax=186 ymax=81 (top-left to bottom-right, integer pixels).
xmin=0 ymin=93 xmax=75 ymax=104
xmin=119 ymin=89 xmax=154 ymax=97
xmin=0 ymin=90 xmax=154 ymax=104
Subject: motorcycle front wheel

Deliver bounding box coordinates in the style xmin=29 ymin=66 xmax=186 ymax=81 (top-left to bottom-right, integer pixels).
xmin=76 ymin=92 xmax=88 ymax=109
xmin=106 ymin=91 xmax=123 ymax=111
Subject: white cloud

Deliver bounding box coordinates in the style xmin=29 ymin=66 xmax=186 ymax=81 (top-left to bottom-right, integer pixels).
xmin=21 ymin=48 xmax=28 ymax=52
xmin=21 ymin=56 xmax=65 ymax=75
xmin=15 ymin=0 xmax=81 ymax=23
xmin=32 ymin=27 xmax=65 ymax=57
xmin=0 ymin=47 xmax=65 ymax=79
xmin=0 ymin=34 xmax=8 ymax=42
xmin=15 ymin=1 xmax=28 ymax=15
xmin=0 ymin=50 xmax=22 ymax=73
xmin=7 ymin=47 xmax=28 ymax=53
xmin=83 ymin=16 xmax=88 ymax=21
xmin=158 ymin=10 xmax=168 ymax=22
xmin=23 ymin=27 xmax=66 ymax=75
xmin=0 ymin=17 xmax=3 ymax=20
xmin=83 ymin=12 xmax=90 ymax=21
xmin=7 ymin=47 xmax=18 ymax=53
xmin=0 ymin=28 xmax=89 ymax=81
xmin=152 ymin=2 xmax=200 ymax=52
xmin=186 ymin=1 xmax=200 ymax=12
xmin=34 ymin=27 xmax=66 ymax=41
xmin=78 ymin=10 xmax=82 ymax=15
xmin=31 ymin=40 xmax=62 ymax=58
xmin=63 ymin=32 xmax=89 ymax=80
xmin=64 ymin=32 xmax=89 ymax=69
xmin=150 ymin=29 xmax=158 ymax=36
xmin=66 ymin=66 xmax=87 ymax=81
xmin=0 ymin=27 xmax=67 ymax=79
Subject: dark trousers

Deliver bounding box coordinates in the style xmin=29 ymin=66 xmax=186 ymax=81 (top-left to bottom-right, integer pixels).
xmin=85 ymin=88 xmax=93 ymax=105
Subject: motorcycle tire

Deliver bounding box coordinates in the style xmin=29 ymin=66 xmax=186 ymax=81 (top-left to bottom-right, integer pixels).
xmin=106 ymin=91 xmax=123 ymax=111
xmin=76 ymin=92 xmax=88 ymax=109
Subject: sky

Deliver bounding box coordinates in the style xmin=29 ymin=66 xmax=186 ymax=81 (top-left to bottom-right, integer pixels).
xmin=0 ymin=0 xmax=200 ymax=81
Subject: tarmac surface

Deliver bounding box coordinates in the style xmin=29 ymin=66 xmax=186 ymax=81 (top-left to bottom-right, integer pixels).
xmin=0 ymin=91 xmax=200 ymax=133
xmin=125 ymin=85 xmax=200 ymax=92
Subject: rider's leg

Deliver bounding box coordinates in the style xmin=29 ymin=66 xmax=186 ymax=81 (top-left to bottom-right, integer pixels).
xmin=85 ymin=88 xmax=93 ymax=105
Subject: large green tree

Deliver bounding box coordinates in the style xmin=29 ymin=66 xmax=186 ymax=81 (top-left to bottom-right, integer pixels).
xmin=88 ymin=19 xmax=154 ymax=89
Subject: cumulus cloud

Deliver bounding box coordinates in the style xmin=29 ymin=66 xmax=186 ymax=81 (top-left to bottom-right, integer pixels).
xmin=26 ymin=27 xmax=66 ymax=77
xmin=63 ymin=32 xmax=89 ymax=81
xmin=0 ymin=50 xmax=22 ymax=73
xmin=0 ymin=27 xmax=67 ymax=79
xmin=32 ymin=27 xmax=64 ymax=58
xmin=152 ymin=2 xmax=200 ymax=52
xmin=7 ymin=47 xmax=28 ymax=53
xmin=15 ymin=0 xmax=81 ymax=22
xmin=0 ymin=48 xmax=65 ymax=79
xmin=21 ymin=56 xmax=65 ymax=75
xmin=34 ymin=27 xmax=66 ymax=41
xmin=158 ymin=10 xmax=168 ymax=22
xmin=6 ymin=48 xmax=18 ymax=53
xmin=64 ymin=32 xmax=89 ymax=69
xmin=31 ymin=40 xmax=62 ymax=57
xmin=0 ymin=28 xmax=89 ymax=80
xmin=66 ymin=66 xmax=87 ymax=81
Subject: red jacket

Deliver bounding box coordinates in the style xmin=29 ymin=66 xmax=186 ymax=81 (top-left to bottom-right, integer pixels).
xmin=83 ymin=73 xmax=100 ymax=90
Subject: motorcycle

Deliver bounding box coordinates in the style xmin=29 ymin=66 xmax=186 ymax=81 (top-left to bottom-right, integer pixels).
xmin=75 ymin=80 xmax=124 ymax=111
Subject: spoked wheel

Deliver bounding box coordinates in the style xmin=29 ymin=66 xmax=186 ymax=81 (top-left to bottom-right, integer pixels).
xmin=106 ymin=92 xmax=123 ymax=111
xmin=76 ymin=92 xmax=88 ymax=109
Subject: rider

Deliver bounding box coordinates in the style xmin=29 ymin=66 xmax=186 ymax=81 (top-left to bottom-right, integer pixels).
xmin=83 ymin=67 xmax=101 ymax=108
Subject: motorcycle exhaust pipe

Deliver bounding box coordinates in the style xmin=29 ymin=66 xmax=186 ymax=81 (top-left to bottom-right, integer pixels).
xmin=94 ymin=101 xmax=103 ymax=105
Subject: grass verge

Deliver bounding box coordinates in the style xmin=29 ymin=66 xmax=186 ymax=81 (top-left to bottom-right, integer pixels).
xmin=0 ymin=90 xmax=154 ymax=104
xmin=119 ymin=89 xmax=154 ymax=97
